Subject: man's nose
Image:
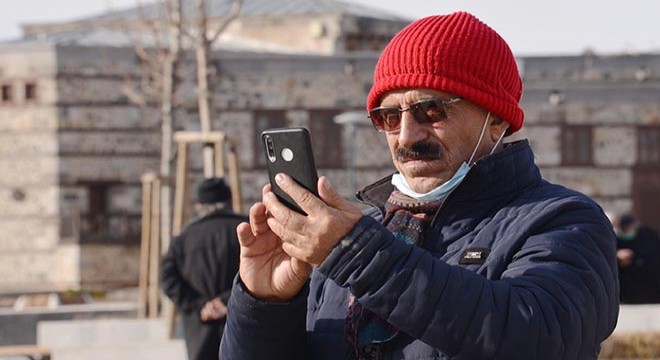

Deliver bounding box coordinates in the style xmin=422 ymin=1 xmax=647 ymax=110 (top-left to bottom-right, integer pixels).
xmin=397 ymin=111 xmax=428 ymax=148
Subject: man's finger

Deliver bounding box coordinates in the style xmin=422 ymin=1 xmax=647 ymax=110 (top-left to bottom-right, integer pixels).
xmin=248 ymin=202 xmax=270 ymax=235
xmin=265 ymin=215 xmax=305 ymax=247
xmin=274 ymin=173 xmax=324 ymax=215
xmin=281 ymin=241 xmax=306 ymax=262
xmin=264 ymin=193 xmax=308 ymax=240
xmin=236 ymin=222 xmax=255 ymax=247
xmin=262 ymin=183 xmax=272 ymax=196
xmin=317 ymin=176 xmax=347 ymax=209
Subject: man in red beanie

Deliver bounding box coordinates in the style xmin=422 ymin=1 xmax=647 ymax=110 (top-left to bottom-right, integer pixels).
xmin=221 ymin=12 xmax=618 ymax=360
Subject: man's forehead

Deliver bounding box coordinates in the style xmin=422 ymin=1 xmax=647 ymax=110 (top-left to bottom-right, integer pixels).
xmin=379 ymin=88 xmax=454 ymax=105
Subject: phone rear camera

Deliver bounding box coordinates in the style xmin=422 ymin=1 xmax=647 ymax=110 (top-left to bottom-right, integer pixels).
xmin=264 ymin=135 xmax=276 ymax=163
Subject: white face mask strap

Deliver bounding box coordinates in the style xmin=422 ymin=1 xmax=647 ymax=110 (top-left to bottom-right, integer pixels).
xmin=468 ymin=112 xmax=490 ymax=165
xmin=489 ymin=128 xmax=507 ymax=155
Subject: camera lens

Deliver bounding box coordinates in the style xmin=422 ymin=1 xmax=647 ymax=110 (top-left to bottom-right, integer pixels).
xmin=264 ymin=135 xmax=276 ymax=163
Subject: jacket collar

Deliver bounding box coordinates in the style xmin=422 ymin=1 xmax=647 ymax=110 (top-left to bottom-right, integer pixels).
xmin=356 ymin=140 xmax=540 ymax=211
xmin=186 ymin=207 xmax=238 ymax=227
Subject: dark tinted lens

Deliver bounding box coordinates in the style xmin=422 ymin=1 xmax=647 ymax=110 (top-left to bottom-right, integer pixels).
xmin=369 ymin=107 xmax=401 ymax=131
xmin=369 ymin=99 xmax=453 ymax=132
xmin=410 ymin=100 xmax=449 ymax=124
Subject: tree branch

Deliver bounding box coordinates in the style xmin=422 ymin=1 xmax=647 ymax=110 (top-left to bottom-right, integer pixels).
xmin=133 ymin=43 xmax=164 ymax=78
xmin=209 ymin=0 xmax=243 ymax=44
xmin=122 ymin=77 xmax=149 ymax=107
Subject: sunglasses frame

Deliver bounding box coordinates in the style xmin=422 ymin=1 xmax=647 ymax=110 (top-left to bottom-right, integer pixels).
xmin=368 ymin=97 xmax=462 ymax=132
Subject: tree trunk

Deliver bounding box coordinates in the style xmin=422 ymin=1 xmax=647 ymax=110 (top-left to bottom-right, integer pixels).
xmin=195 ymin=0 xmax=215 ymax=178
xmin=193 ymin=0 xmax=243 ymax=178
xmin=160 ymin=0 xmax=183 ymax=250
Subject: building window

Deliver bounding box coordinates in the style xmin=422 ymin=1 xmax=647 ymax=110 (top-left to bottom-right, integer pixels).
xmin=25 ymin=82 xmax=37 ymax=101
xmin=254 ymin=111 xmax=287 ymax=168
xmin=308 ymin=110 xmax=344 ymax=168
xmin=1 ymin=84 xmax=12 ymax=103
xmin=638 ymin=126 xmax=660 ymax=166
xmin=561 ymin=126 xmax=593 ymax=165
xmin=76 ymin=182 xmax=140 ymax=244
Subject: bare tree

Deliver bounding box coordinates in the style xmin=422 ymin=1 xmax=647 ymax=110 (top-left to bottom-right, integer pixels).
xmin=124 ymin=0 xmax=242 ymax=245
xmin=123 ymin=0 xmax=183 ymax=249
xmin=192 ymin=0 xmax=242 ymax=177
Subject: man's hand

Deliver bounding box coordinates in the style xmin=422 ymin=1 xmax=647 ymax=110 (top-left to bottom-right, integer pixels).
xmin=236 ymin=185 xmax=312 ymax=301
xmin=200 ymin=297 xmax=227 ymax=322
xmin=263 ymin=174 xmax=363 ymax=267
xmin=617 ymin=248 xmax=635 ymax=268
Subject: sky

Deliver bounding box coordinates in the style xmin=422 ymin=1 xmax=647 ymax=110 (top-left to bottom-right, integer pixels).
xmin=0 ymin=0 xmax=658 ymax=56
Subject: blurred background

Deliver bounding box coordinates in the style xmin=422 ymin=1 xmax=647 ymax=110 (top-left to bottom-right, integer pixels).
xmin=0 ymin=0 xmax=659 ymax=359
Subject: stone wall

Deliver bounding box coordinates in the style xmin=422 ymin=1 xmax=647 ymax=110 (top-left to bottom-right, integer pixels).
xmin=79 ymin=244 xmax=141 ymax=286
xmin=224 ymin=15 xmax=342 ymax=54
xmin=520 ymin=55 xmax=660 ymax=217
xmin=45 ymin=46 xmax=383 ymax=290
xmin=0 ymin=245 xmax=80 ymax=292
xmin=0 ymin=44 xmax=73 ymax=292
xmin=3 ymin=41 xmax=660 ymax=292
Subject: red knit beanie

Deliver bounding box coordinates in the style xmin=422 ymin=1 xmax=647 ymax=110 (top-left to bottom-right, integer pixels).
xmin=367 ymin=12 xmax=524 ymax=134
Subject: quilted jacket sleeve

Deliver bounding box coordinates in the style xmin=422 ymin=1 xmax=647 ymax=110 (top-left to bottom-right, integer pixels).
xmin=220 ymin=277 xmax=309 ymax=360
xmin=319 ymin=198 xmax=619 ymax=359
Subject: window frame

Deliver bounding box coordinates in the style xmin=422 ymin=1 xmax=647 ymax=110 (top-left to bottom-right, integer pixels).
xmin=637 ymin=125 xmax=660 ymax=168
xmin=1 ymin=83 xmax=13 ymax=104
xmin=307 ymin=109 xmax=345 ymax=169
xmin=24 ymin=82 xmax=37 ymax=102
xmin=561 ymin=125 xmax=593 ymax=166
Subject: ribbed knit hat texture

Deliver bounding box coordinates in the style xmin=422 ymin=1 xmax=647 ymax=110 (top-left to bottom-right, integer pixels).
xmin=367 ymin=12 xmax=524 ymax=133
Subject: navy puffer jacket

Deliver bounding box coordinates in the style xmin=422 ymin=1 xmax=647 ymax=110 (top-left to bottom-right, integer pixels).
xmin=221 ymin=140 xmax=619 ymax=360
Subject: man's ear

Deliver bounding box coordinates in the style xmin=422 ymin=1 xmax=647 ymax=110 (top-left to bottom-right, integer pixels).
xmin=489 ymin=115 xmax=509 ymax=142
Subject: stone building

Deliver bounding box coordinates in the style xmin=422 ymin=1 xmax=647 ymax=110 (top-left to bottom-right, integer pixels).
xmin=0 ymin=0 xmax=408 ymax=293
xmin=516 ymin=53 xmax=660 ymax=231
xmin=1 ymin=0 xmax=659 ymax=294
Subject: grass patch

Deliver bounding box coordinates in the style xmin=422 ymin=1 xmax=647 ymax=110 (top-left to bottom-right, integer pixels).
xmin=600 ymin=332 xmax=660 ymax=359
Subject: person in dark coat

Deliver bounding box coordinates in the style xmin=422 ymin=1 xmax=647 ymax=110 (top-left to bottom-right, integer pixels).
xmin=161 ymin=177 xmax=246 ymax=360
xmin=220 ymin=12 xmax=619 ymax=360
xmin=613 ymin=213 xmax=660 ymax=304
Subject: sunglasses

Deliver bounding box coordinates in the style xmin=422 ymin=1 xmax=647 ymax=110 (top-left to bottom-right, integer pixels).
xmin=368 ymin=97 xmax=462 ymax=132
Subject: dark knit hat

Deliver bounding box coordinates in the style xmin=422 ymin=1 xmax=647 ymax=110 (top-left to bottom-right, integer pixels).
xmin=196 ymin=177 xmax=231 ymax=204
xmin=618 ymin=214 xmax=636 ymax=228
xmin=367 ymin=12 xmax=524 ymax=134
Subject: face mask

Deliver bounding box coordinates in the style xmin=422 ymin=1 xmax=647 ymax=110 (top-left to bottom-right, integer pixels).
xmin=392 ymin=162 xmax=470 ymax=201
xmin=392 ymin=112 xmax=506 ymax=201
xmin=619 ymin=231 xmax=636 ymax=241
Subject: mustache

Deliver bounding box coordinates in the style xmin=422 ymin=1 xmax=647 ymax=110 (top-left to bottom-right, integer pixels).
xmin=395 ymin=141 xmax=443 ymax=161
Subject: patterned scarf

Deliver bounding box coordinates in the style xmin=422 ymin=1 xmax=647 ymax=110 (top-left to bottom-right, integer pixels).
xmin=345 ymin=191 xmax=443 ymax=359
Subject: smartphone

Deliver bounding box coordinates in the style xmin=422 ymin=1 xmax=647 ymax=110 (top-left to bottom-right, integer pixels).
xmin=262 ymin=127 xmax=319 ymax=215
